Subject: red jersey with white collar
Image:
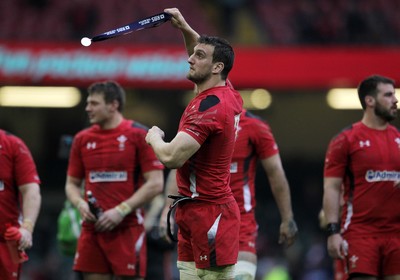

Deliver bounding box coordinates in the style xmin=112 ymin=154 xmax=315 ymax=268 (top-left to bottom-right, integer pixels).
xmin=230 ymin=109 xmax=279 ymax=214
xmin=0 ymin=130 xmax=40 ymax=237
xmin=324 ymin=121 xmax=400 ymax=238
xmin=177 ymin=83 xmax=243 ymax=203
xmin=67 ymin=119 xmax=164 ymax=228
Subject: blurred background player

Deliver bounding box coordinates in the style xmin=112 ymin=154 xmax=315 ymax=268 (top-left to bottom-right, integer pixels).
xmin=230 ymin=108 xmax=298 ymax=279
xmin=323 ymin=75 xmax=400 ymax=280
xmin=0 ymin=129 xmax=42 ymax=280
xmin=65 ymin=81 xmax=164 ymax=280
xmin=145 ymin=7 xmax=243 ymax=280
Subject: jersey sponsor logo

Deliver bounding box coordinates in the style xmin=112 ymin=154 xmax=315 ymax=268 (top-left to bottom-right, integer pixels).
xmin=0 ymin=180 xmax=3 ymax=191
xmin=365 ymin=170 xmax=400 ymax=182
xmin=89 ymin=171 xmax=128 ymax=182
xmin=230 ymin=162 xmax=238 ymax=173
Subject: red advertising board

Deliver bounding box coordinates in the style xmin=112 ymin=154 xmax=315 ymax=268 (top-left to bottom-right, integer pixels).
xmin=0 ymin=42 xmax=399 ymax=89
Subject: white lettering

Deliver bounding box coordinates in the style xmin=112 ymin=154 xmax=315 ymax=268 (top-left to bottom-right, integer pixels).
xmin=365 ymin=170 xmax=400 ymax=182
xmin=89 ymin=171 xmax=128 ymax=182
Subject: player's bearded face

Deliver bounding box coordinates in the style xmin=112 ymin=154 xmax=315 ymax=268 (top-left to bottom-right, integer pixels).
xmin=187 ymin=68 xmax=212 ymax=84
xmin=375 ymin=100 xmax=397 ymax=121
xmin=374 ymin=83 xmax=398 ymax=122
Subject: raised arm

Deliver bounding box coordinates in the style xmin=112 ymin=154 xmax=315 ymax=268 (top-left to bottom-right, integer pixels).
xmin=164 ymin=8 xmax=200 ymax=57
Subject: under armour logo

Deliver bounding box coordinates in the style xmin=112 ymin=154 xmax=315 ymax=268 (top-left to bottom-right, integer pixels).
xmin=199 ymin=255 xmax=208 ymax=261
xmin=359 ymin=140 xmax=370 ymax=148
xmin=349 ymin=255 xmax=359 ymax=268
xmin=87 ymin=142 xmax=96 ymax=149
xmin=127 ymin=264 xmax=135 ymax=270
xmin=395 ymin=138 xmax=400 ymax=145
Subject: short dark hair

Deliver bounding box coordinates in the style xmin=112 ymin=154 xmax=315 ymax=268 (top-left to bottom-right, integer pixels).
xmin=87 ymin=81 xmax=126 ymax=112
xmin=358 ymin=75 xmax=395 ymax=109
xmin=198 ymin=35 xmax=234 ymax=80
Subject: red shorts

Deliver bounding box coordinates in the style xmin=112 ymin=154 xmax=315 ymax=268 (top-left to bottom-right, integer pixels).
xmin=334 ymin=258 xmax=346 ymax=280
xmin=344 ymin=236 xmax=400 ymax=278
xmin=74 ymin=225 xmax=147 ymax=277
xmin=238 ymin=212 xmax=257 ymax=254
xmin=175 ymin=199 xmax=240 ymax=269
xmin=0 ymin=242 xmax=21 ymax=280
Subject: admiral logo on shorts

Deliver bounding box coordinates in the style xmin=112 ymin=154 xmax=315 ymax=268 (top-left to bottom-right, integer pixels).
xmin=365 ymin=170 xmax=400 ymax=182
xmin=89 ymin=171 xmax=128 ymax=182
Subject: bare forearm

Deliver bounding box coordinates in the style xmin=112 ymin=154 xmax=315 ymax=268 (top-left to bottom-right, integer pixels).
xmin=124 ymin=171 xmax=164 ymax=210
xmin=323 ymin=183 xmax=342 ymax=223
xmin=65 ymin=176 xmax=84 ymax=207
xmin=270 ymin=179 xmax=294 ymax=222
xmin=20 ymin=184 xmax=41 ymax=226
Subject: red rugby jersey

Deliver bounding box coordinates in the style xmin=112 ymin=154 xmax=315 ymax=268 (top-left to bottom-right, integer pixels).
xmin=68 ymin=119 xmax=164 ymax=227
xmin=230 ymin=109 xmax=279 ymax=214
xmin=0 ymin=130 xmax=40 ymax=236
xmin=324 ymin=122 xmax=400 ymax=238
xmin=176 ymin=84 xmax=243 ymax=203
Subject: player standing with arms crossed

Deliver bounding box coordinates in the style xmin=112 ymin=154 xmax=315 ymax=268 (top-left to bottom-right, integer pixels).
xmin=65 ymin=81 xmax=164 ymax=280
xmin=145 ymin=8 xmax=243 ymax=280
xmin=230 ymin=108 xmax=298 ymax=279
xmin=0 ymin=129 xmax=41 ymax=280
xmin=323 ymin=75 xmax=400 ymax=280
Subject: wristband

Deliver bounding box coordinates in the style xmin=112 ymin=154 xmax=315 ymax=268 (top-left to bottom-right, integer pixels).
xmin=115 ymin=202 xmax=133 ymax=218
xmin=21 ymin=218 xmax=34 ymax=233
xmin=326 ymin=223 xmax=340 ymax=236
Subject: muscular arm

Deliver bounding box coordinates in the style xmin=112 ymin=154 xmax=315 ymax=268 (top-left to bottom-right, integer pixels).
xmin=146 ymin=128 xmax=201 ymax=169
xmin=323 ymin=177 xmax=342 ymax=224
xmin=323 ymin=176 xmax=344 ymax=259
xmin=18 ymin=183 xmax=41 ymax=250
xmin=261 ymin=154 xmax=298 ymax=247
xmin=164 ymin=8 xmax=200 ymax=56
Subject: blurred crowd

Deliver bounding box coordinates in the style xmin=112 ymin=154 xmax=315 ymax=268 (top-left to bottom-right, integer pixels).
xmin=1 ymin=0 xmax=400 ymax=45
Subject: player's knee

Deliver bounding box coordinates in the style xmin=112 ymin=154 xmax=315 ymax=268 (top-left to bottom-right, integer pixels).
xmin=197 ymin=264 xmax=236 ymax=280
xmin=177 ymin=261 xmax=199 ymax=280
xmin=235 ymin=260 xmax=256 ymax=280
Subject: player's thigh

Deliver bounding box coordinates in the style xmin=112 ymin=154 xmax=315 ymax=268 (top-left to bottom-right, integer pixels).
xmin=345 ymin=238 xmax=380 ymax=277
xmin=177 ymin=261 xmax=200 ymax=280
xmin=197 ymin=264 xmax=236 ymax=280
xmin=382 ymin=237 xmax=400 ymax=276
xmin=384 ymin=276 xmax=400 ymax=280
